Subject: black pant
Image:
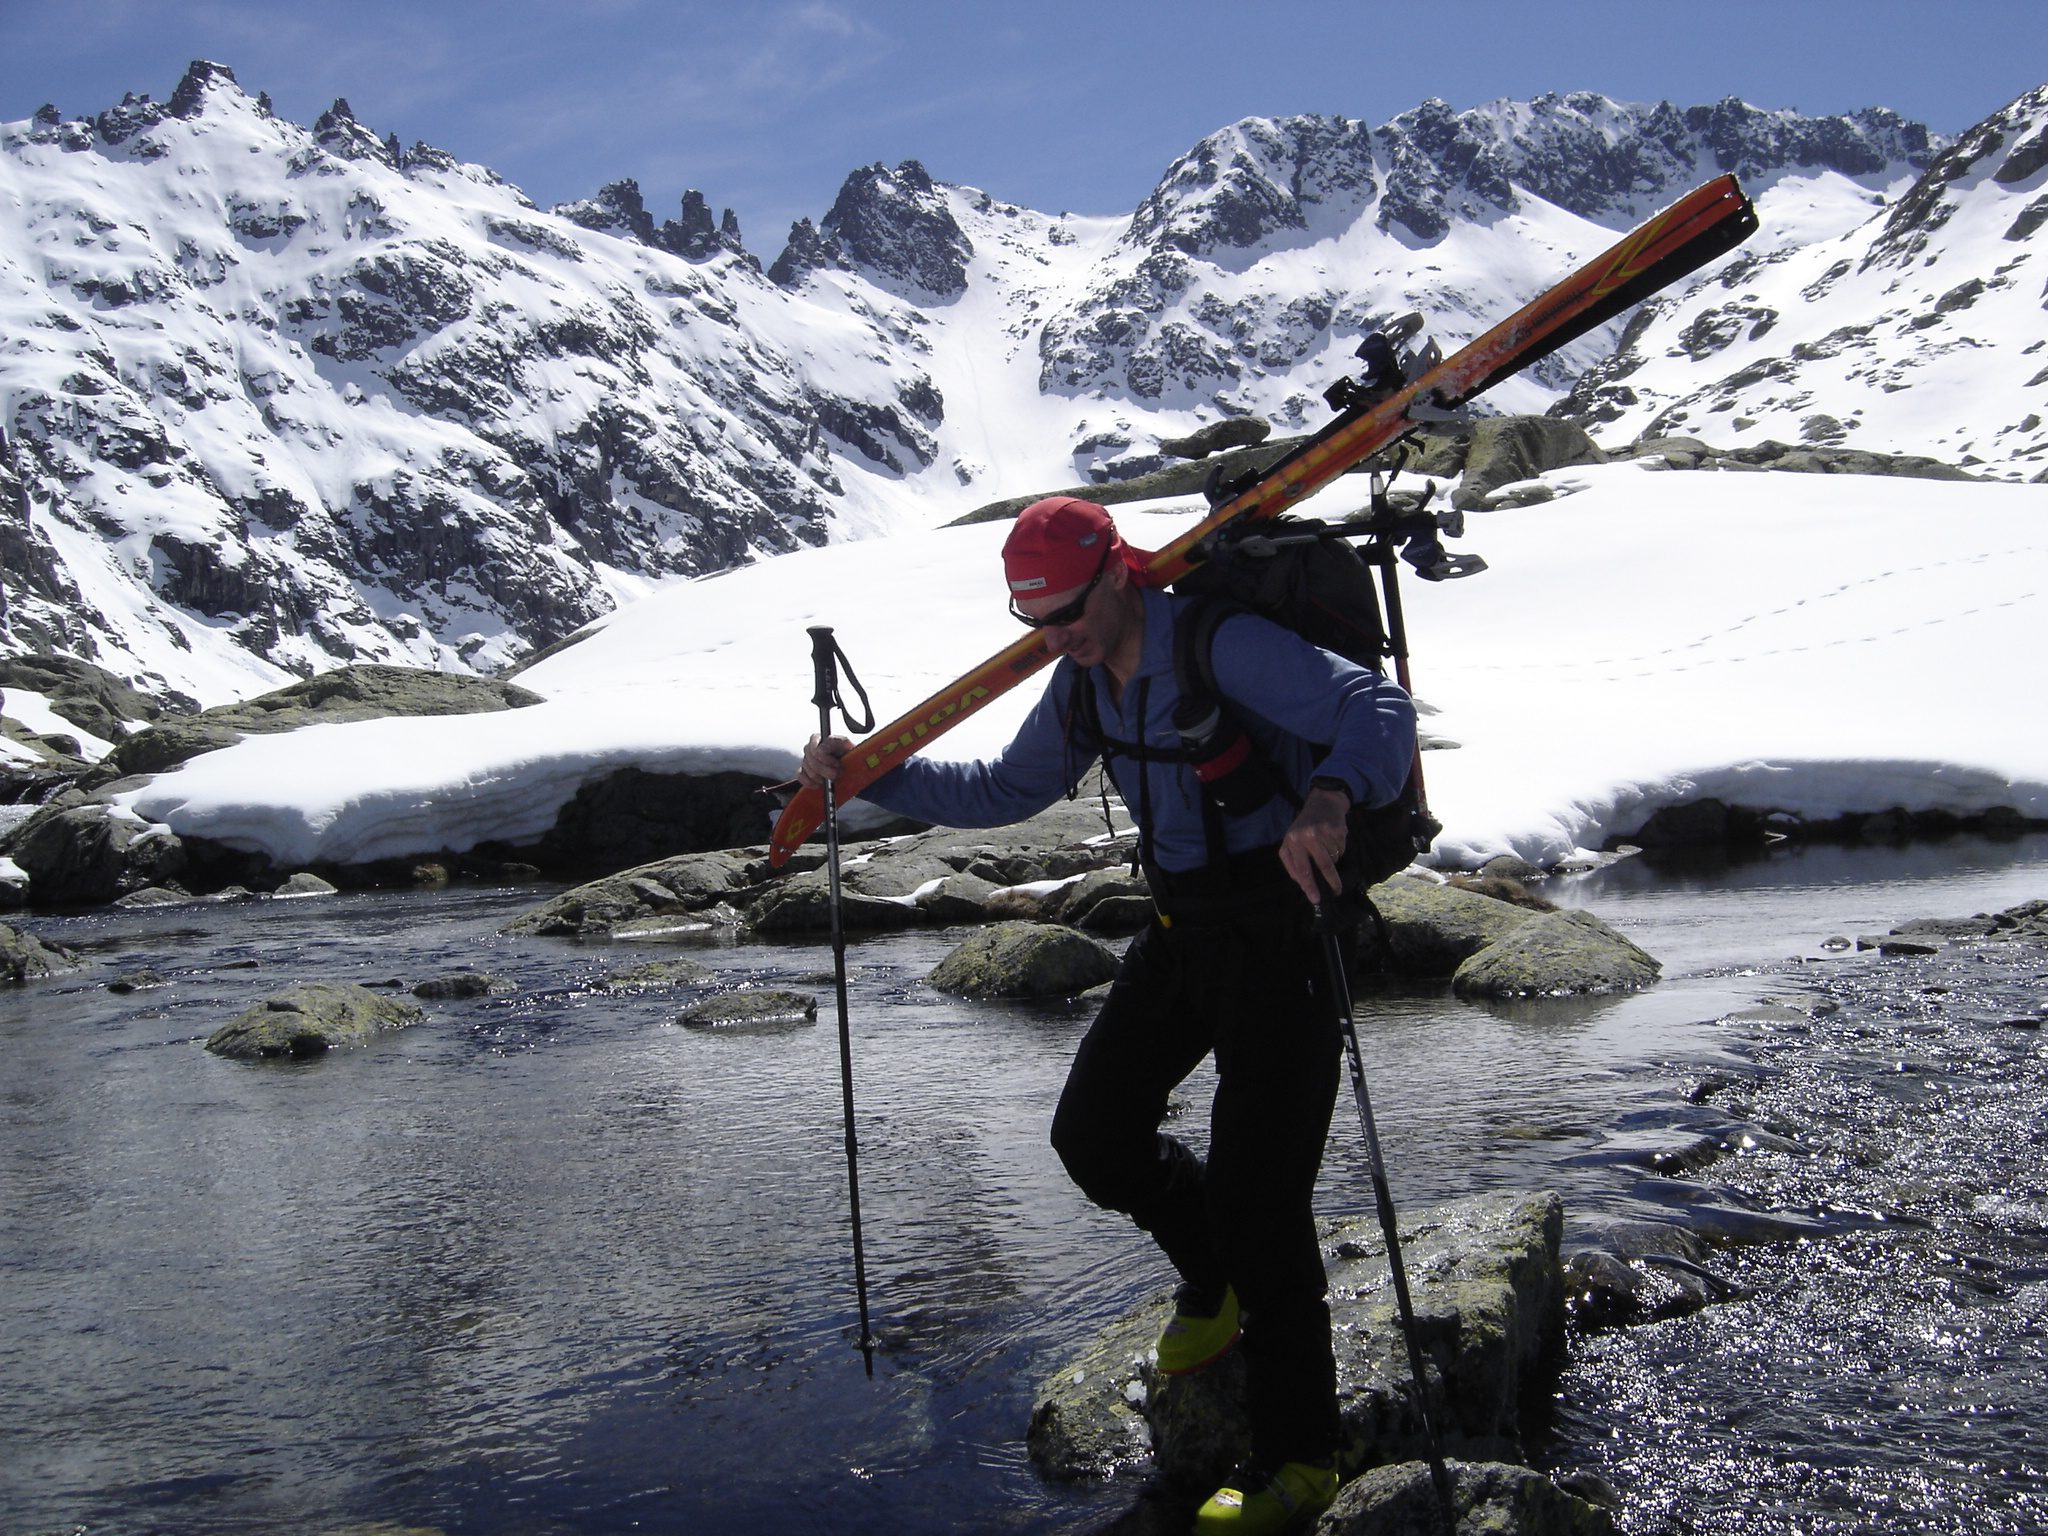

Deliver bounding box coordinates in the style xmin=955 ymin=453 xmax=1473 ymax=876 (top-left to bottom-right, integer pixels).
xmin=1049 ymin=898 xmax=1343 ymax=1464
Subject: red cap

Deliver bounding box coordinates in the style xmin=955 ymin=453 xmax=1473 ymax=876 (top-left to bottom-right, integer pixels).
xmin=1001 ymin=497 xmax=1151 ymax=597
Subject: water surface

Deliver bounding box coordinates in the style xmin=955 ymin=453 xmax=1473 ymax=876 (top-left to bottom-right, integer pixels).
xmin=2 ymin=835 xmax=2044 ymax=1534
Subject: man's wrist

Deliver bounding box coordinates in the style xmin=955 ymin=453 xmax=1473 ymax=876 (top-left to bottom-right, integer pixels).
xmin=1309 ymin=775 xmax=1353 ymax=805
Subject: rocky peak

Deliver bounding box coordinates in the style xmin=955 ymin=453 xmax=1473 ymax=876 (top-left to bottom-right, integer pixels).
xmin=555 ymin=178 xmax=658 ymax=242
xmin=1126 ymin=115 xmax=1381 ymax=255
xmin=168 ymin=59 xmax=241 ymax=119
xmin=1684 ymin=98 xmax=1933 ymax=179
xmin=92 ymin=91 xmax=167 ymax=147
xmin=549 ymin=184 xmax=752 ymax=264
xmin=1991 ymin=86 xmax=2048 ymax=183
xmin=814 ymin=159 xmax=971 ymax=297
xmin=664 ymin=189 xmax=720 ymax=256
xmin=1868 ymin=86 xmax=2048 ymax=268
xmin=1373 ymin=98 xmax=1521 ymax=240
xmin=313 ymin=97 xmax=397 ymax=166
xmin=1372 ymin=95 xmax=1939 ymax=240
xmin=655 ymin=189 xmax=750 ymax=263
xmin=767 ymin=217 xmax=845 ymax=286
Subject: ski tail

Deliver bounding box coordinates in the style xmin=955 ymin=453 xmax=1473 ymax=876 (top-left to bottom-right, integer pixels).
xmin=768 ymin=175 xmax=1757 ymax=867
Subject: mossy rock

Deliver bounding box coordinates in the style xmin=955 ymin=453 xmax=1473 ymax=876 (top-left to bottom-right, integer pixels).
xmin=1452 ymin=911 xmax=1661 ymax=998
xmin=601 ymin=959 xmax=715 ymax=990
xmin=677 ymin=988 xmax=818 ymax=1031
xmin=927 ymin=920 xmax=1122 ymax=999
xmin=207 ymin=982 xmax=422 ymax=1060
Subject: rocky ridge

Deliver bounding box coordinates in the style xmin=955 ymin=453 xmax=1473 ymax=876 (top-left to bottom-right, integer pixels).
xmin=14 ymin=66 xmax=2043 ymax=720
xmin=1555 ymin=85 xmax=2048 ymax=477
xmin=1037 ymin=95 xmax=1941 ymax=421
xmin=0 ymin=61 xmax=940 ymax=698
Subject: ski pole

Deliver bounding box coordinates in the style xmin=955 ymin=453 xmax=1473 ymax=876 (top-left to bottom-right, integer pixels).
xmin=808 ymin=625 xmax=877 ymax=1375
xmin=1314 ymin=876 xmax=1458 ymax=1534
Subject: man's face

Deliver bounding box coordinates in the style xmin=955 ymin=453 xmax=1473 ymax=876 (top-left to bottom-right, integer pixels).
xmin=1016 ymin=561 xmax=1124 ymax=667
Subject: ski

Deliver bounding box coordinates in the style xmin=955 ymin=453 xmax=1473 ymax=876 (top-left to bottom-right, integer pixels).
xmin=769 ymin=174 xmax=1757 ymax=866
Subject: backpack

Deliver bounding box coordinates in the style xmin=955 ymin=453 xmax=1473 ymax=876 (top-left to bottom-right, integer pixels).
xmin=1166 ymin=514 xmax=1439 ymax=895
xmin=1065 ymin=512 xmax=1437 ymax=897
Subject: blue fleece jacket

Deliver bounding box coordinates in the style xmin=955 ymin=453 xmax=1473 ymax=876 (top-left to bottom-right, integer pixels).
xmin=856 ymin=587 xmax=1417 ymax=876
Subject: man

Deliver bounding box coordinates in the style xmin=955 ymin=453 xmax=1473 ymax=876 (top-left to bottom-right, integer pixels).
xmin=798 ymin=495 xmax=1417 ymax=1533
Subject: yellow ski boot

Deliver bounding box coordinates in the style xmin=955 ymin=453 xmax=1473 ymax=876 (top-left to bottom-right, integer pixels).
xmin=1156 ymin=1282 xmax=1240 ymax=1375
xmin=1194 ymin=1459 xmax=1339 ymax=1534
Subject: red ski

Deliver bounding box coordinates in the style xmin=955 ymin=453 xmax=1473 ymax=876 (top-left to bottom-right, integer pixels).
xmin=770 ymin=174 xmax=1757 ymax=866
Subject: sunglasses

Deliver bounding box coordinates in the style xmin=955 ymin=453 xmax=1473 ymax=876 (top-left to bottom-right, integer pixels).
xmin=1009 ymin=545 xmax=1112 ymax=629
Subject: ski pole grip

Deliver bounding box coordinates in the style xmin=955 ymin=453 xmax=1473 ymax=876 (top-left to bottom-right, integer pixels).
xmin=808 ymin=626 xmax=876 ymax=735
xmin=808 ymin=626 xmax=838 ymax=715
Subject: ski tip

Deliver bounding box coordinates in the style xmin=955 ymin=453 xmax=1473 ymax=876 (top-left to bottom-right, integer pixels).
xmin=768 ymin=791 xmax=823 ymax=866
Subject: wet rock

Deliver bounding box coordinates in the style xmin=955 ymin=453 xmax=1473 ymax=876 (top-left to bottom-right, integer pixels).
xmin=1630 ymin=797 xmax=1765 ymax=849
xmin=1040 ymin=868 xmax=1155 ymax=933
xmin=411 ymin=972 xmax=509 ymax=1000
xmin=1445 ymin=874 xmax=1554 ymax=912
xmin=273 ymin=872 xmax=339 ymax=899
xmin=1991 ymin=898 xmax=2048 ymax=943
xmin=1865 ymin=935 xmax=1940 ymax=957
xmin=498 ymin=798 xmax=1656 ymax=999
xmin=1564 ymin=1244 xmax=1734 ymax=1330
xmin=106 ymin=968 xmax=170 ymax=994
xmin=1362 ymin=877 xmax=1533 ymax=976
xmin=749 ymin=875 xmax=922 ymax=933
xmin=521 ymin=765 xmax=779 ymax=875
xmin=113 ymin=884 xmax=194 ymax=908
xmin=677 ymin=988 xmax=817 ymax=1031
xmin=1327 ymin=1458 xmax=1617 ymax=1535
xmin=1025 ymin=1297 xmax=1164 ymax=1481
xmin=927 ymin=920 xmax=1123 ymax=1000
xmin=915 ymin=871 xmax=1002 ymax=924
xmin=1885 ymin=915 xmax=2000 ymax=942
xmin=503 ymin=850 xmax=759 ymax=936
xmin=1 ymin=800 xmax=187 ymax=906
xmin=1074 ymin=893 xmax=1157 ymax=935
xmin=610 ymin=904 xmax=745 ymax=941
xmin=1 ymin=921 xmax=79 ymax=983
xmin=206 ymin=982 xmax=422 ymax=1059
xmin=600 ymin=959 xmax=714 ymax=990
xmin=1030 ymin=1191 xmax=1564 ymax=1502
xmin=1453 ymin=910 xmax=1662 ymax=998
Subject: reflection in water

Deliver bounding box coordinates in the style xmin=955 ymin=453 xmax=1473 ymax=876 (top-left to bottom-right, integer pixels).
xmin=0 ymin=835 xmax=2043 ymax=1534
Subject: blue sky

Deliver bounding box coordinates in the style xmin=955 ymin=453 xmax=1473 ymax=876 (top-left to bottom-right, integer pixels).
xmin=5 ymin=0 xmax=2042 ymax=258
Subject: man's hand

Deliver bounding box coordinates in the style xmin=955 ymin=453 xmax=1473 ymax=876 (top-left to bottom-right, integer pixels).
xmin=1279 ymin=784 xmax=1351 ymax=906
xmin=798 ymin=733 xmax=852 ymax=791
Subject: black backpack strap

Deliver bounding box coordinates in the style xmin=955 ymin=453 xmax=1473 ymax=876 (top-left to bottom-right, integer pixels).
xmin=1170 ymin=593 xmax=1230 ymax=714
xmin=1171 ymin=595 xmax=1303 ymax=812
xmin=1062 ymin=663 xmax=1174 ymax=874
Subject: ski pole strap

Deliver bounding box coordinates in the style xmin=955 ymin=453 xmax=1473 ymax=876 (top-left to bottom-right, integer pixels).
xmin=808 ymin=626 xmax=875 ymax=734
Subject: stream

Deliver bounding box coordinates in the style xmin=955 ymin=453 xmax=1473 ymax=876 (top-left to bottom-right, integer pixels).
xmin=2 ymin=834 xmax=2044 ymax=1535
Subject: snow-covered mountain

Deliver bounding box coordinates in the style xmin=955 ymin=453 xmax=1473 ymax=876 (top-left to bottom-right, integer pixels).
xmin=0 ymin=62 xmax=935 ymax=703
xmin=1561 ymin=85 xmax=2048 ymax=471
xmin=4 ymin=62 xmax=2036 ymax=713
